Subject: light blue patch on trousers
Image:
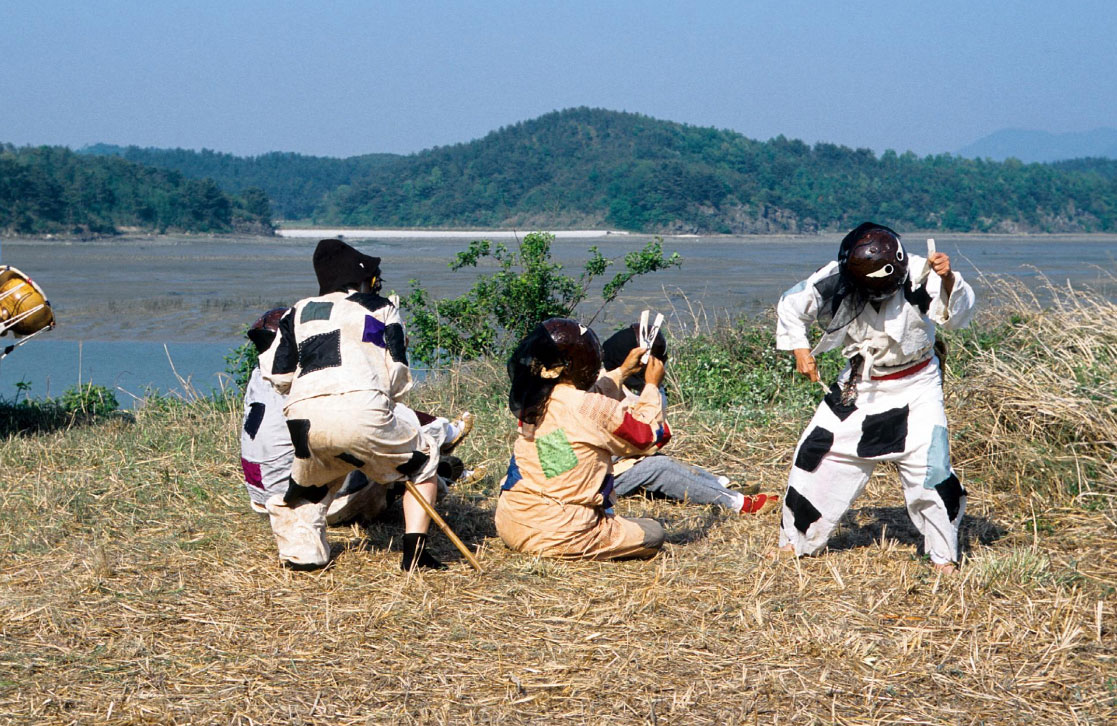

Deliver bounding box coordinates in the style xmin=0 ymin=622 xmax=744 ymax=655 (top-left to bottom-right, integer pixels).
xmin=923 ymin=425 xmax=951 ymax=489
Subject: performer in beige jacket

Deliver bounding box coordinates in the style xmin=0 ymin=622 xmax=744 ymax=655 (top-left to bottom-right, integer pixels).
xmin=495 ymin=318 xmax=668 ymax=560
xmin=259 ymin=239 xmax=446 ymax=572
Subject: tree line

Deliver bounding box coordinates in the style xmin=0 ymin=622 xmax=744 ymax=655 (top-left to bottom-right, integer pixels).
xmin=80 ymin=144 xmax=399 ymax=220
xmin=317 ymin=108 xmax=1117 ymax=233
xmin=13 ymin=107 xmax=1117 ymax=235
xmin=0 ymin=144 xmax=273 ymax=236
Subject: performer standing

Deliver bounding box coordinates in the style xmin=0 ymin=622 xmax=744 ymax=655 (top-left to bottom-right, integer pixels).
xmin=495 ymin=318 xmax=668 ymax=560
xmin=775 ymin=223 xmax=976 ymax=571
xmin=259 ymin=239 xmax=447 ymax=572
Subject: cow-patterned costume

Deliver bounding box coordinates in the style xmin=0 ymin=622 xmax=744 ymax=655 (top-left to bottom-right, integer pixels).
xmin=258 ymin=290 xmax=440 ymax=567
xmin=775 ymin=252 xmax=976 ymax=565
xmin=240 ymin=363 xmax=453 ymax=523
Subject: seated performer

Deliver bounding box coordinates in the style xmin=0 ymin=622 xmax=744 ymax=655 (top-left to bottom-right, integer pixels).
xmin=601 ymin=323 xmax=778 ymax=514
xmin=775 ymin=223 xmax=975 ymax=572
xmin=495 ymin=318 xmax=668 ymax=560
xmin=259 ymin=238 xmax=452 ymax=571
xmin=239 ymin=307 xmax=472 ymax=526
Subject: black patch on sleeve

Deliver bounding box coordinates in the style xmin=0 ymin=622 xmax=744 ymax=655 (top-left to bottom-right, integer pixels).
xmin=336 ymin=451 xmax=365 ymax=468
xmin=785 ymin=485 xmax=822 ymax=534
xmin=243 ymin=402 xmax=266 ymax=440
xmin=934 ymin=473 xmax=967 ymax=522
xmin=346 ymin=292 xmax=391 ymax=313
xmin=287 ymin=419 xmax=312 ymax=459
xmin=813 ymin=270 xmax=842 ymax=304
xmin=384 ymin=323 xmax=408 ymax=364
xmin=271 ymin=310 xmax=299 ymax=375
xmin=794 ymin=426 xmax=834 ymax=472
xmin=396 ymin=450 xmax=430 ymax=477
xmin=857 ymin=405 xmax=909 ymax=458
xmin=297 ymin=330 xmax=342 ymax=376
xmin=823 ymin=384 xmax=857 ymax=421
xmin=284 ymin=476 xmax=329 ymax=505
xmin=903 ymin=279 xmax=932 ymax=314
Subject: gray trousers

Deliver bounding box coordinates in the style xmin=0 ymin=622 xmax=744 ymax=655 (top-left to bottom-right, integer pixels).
xmin=613 ymin=455 xmax=739 ymax=510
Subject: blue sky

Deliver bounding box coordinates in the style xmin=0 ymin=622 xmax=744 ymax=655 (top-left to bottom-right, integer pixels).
xmin=1 ymin=1 xmax=1114 ymax=158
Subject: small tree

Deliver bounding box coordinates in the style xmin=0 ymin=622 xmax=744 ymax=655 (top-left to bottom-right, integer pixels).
xmin=402 ymin=231 xmax=681 ymax=364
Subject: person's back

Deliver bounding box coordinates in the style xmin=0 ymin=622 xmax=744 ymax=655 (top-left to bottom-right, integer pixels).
xmin=496 ymin=318 xmax=668 ymax=561
xmin=265 ymin=290 xmax=411 ymax=406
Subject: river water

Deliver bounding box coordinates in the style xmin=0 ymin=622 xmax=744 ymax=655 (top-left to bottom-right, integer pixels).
xmin=0 ymin=232 xmax=1114 ymax=404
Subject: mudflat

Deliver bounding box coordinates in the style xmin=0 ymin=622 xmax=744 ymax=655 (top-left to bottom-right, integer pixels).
xmin=2 ymin=232 xmax=1114 ymax=342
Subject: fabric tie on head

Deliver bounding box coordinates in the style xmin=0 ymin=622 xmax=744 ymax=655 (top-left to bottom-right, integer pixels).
xmin=247 ymin=307 xmax=290 ymax=354
xmin=507 ymin=318 xmax=602 ymax=427
xmin=312 ymin=238 xmax=382 ymax=295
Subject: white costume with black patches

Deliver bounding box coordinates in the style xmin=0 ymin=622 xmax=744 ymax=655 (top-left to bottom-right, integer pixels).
xmin=240 ymin=366 xmax=295 ymax=510
xmin=260 ymin=291 xmax=440 ymax=501
xmin=240 ymin=364 xmax=442 ymax=521
xmin=775 ymin=255 xmax=976 ymax=565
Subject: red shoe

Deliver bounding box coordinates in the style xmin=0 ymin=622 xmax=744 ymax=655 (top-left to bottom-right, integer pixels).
xmin=740 ymin=493 xmax=780 ymax=515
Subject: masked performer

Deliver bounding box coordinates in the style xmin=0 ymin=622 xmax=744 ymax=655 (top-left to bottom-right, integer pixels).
xmin=495 ymin=318 xmax=668 ymax=560
xmin=239 ymin=308 xmax=473 ymax=527
xmin=775 ymin=223 xmax=975 ymax=571
xmin=258 ymin=239 xmax=453 ymax=571
xmin=601 ymin=324 xmax=778 ymax=514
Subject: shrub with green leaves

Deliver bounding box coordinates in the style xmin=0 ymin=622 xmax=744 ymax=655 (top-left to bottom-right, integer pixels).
xmin=668 ymin=319 xmax=844 ymax=423
xmin=224 ymin=334 xmax=258 ymax=389
xmin=402 ymin=231 xmax=681 ymax=364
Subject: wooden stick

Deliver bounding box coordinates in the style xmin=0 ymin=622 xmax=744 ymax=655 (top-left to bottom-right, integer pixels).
xmin=403 ymin=480 xmax=483 ymax=572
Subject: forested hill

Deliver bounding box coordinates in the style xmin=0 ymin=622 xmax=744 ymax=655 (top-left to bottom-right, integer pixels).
xmin=26 ymin=107 xmax=1117 ymax=235
xmin=0 ymin=144 xmax=273 ymax=236
xmin=319 ymin=108 xmax=1117 ymax=233
xmin=79 ymin=145 xmax=400 ymax=220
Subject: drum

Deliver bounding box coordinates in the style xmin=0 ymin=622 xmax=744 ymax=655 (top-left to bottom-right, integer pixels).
xmin=0 ymin=267 xmax=55 ymax=336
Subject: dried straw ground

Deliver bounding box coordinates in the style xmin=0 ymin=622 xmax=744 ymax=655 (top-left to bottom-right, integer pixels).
xmin=1 ymin=283 xmax=1114 ymax=725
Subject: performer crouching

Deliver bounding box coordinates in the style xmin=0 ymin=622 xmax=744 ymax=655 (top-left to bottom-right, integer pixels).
xmin=775 ymin=223 xmax=976 ymax=572
xmin=259 ymin=239 xmax=446 ymax=572
xmin=495 ymin=318 xmax=668 ymax=560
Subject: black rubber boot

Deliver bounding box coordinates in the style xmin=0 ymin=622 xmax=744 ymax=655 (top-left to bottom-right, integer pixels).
xmin=400 ymin=533 xmax=448 ymax=572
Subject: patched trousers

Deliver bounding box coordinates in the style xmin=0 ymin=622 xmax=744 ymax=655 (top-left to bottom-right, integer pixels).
xmin=778 ymin=357 xmax=967 ymax=565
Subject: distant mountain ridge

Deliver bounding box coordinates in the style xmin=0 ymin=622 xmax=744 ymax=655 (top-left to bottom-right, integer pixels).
xmin=958 ymin=128 xmax=1117 ymax=163
xmin=313 ymin=108 xmax=1117 ymax=233
xmin=47 ymin=108 xmax=1117 ymax=234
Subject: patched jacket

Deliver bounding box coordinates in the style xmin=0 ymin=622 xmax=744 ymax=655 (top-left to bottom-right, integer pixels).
xmin=260 ymin=291 xmax=412 ymax=407
xmin=775 ymin=256 xmax=976 ymax=376
xmin=498 ymin=374 xmax=670 ymax=532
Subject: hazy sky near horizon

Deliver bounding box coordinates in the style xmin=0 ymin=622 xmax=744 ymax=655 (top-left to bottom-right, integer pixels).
xmin=2 ymin=1 xmax=1114 ymax=158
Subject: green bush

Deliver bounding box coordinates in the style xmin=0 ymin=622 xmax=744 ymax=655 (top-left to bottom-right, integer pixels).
xmin=0 ymin=382 xmax=119 ymax=434
xmin=669 ymin=320 xmax=844 ymax=423
xmin=402 ymin=231 xmax=681 ymax=364
xmin=224 ymin=334 xmax=258 ymax=389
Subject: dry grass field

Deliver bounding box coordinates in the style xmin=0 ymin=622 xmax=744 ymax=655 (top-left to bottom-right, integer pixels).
xmin=0 ymin=281 xmax=1114 ymax=724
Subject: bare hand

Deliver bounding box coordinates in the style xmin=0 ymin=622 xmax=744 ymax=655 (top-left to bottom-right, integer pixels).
xmin=928 ymin=252 xmax=955 ymax=295
xmin=618 ymin=346 xmax=647 ymax=380
xmin=643 ymin=355 xmax=666 ymax=387
xmin=793 ymin=348 xmax=819 ymax=382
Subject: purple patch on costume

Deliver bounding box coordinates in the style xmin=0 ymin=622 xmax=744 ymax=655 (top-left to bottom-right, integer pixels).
xmin=362 ymin=315 xmax=386 ymax=346
xmin=241 ymin=458 xmax=263 ymax=489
